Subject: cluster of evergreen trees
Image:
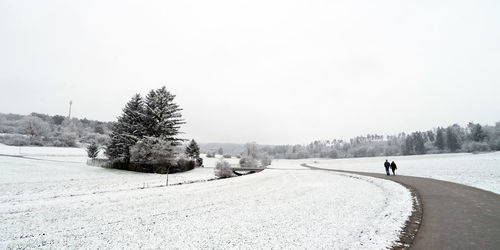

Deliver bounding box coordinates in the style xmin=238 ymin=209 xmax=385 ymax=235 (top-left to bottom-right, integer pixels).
xmin=106 ymin=86 xmax=197 ymax=173
xmin=260 ymin=122 xmax=500 ymax=159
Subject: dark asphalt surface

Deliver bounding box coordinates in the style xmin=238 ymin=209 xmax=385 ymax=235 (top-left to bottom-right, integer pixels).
xmin=307 ymin=166 xmax=500 ymax=250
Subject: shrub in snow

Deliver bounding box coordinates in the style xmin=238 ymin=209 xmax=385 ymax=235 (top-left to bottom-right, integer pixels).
xmin=86 ymin=141 xmax=100 ymax=158
xmin=175 ymin=158 xmax=196 ymax=172
xmin=239 ymin=157 xmax=258 ymax=168
xmin=195 ymin=157 xmax=203 ymax=167
xmin=239 ymin=142 xmax=259 ymax=168
xmin=110 ymin=158 xmax=194 ymax=174
xmin=223 ymin=154 xmax=232 ymax=158
xmin=130 ymin=137 xmax=175 ymax=165
xmin=259 ymin=153 xmax=272 ymax=167
xmin=215 ymin=160 xmax=233 ymax=178
xmin=126 ymin=137 xmax=196 ymax=174
xmin=206 ymin=152 xmax=215 ymax=158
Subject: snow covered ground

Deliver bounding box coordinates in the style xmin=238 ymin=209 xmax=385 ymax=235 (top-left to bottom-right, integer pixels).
xmin=0 ymin=144 xmax=413 ymax=249
xmin=307 ymin=152 xmax=500 ymax=194
xmin=0 ymin=145 xmax=219 ymax=204
xmin=0 ymin=143 xmax=90 ymax=163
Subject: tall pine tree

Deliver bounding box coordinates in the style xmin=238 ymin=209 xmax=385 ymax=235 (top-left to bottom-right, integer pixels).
xmin=144 ymin=86 xmax=185 ymax=145
xmin=106 ymin=94 xmax=145 ymax=163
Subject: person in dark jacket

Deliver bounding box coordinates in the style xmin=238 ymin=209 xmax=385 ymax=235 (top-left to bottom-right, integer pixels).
xmin=384 ymin=160 xmax=390 ymax=176
xmin=390 ymin=161 xmax=397 ymax=175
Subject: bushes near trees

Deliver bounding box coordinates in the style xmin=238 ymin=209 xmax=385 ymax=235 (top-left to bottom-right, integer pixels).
xmin=239 ymin=157 xmax=259 ymax=168
xmin=260 ymin=153 xmax=272 ymax=167
xmin=215 ymin=160 xmax=233 ymax=178
xmin=130 ymin=137 xmax=175 ymax=165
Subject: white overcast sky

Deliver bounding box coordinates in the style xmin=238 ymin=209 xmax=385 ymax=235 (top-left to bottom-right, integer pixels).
xmin=1 ymin=0 xmax=499 ymax=144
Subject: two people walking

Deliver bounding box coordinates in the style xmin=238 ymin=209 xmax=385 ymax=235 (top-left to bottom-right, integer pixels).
xmin=384 ymin=160 xmax=397 ymax=176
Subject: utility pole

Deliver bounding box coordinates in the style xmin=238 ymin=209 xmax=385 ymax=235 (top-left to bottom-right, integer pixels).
xmin=68 ymin=100 xmax=73 ymax=119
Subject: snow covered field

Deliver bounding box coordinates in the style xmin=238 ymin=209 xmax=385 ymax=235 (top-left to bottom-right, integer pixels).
xmin=0 ymin=144 xmax=412 ymax=249
xmin=308 ymin=152 xmax=500 ymax=194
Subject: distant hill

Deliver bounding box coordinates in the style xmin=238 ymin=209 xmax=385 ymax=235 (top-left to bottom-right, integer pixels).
xmin=0 ymin=112 xmax=112 ymax=147
xmin=199 ymin=142 xmax=282 ymax=156
xmin=199 ymin=142 xmax=245 ymax=155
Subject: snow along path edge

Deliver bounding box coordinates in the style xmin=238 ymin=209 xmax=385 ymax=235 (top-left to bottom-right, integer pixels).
xmin=303 ymin=164 xmax=422 ymax=250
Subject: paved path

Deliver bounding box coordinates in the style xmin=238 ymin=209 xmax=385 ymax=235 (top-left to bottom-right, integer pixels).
xmin=306 ymin=166 xmax=500 ymax=250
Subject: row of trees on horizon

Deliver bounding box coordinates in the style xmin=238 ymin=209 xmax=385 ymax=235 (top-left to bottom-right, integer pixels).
xmin=259 ymin=122 xmax=500 ymax=159
xmin=1 ymin=106 xmax=499 ymax=161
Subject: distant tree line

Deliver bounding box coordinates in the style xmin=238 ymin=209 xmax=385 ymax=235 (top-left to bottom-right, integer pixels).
xmin=215 ymin=142 xmax=272 ymax=179
xmin=0 ymin=112 xmax=111 ymax=147
xmin=199 ymin=143 xmax=245 ymax=157
xmin=259 ymin=122 xmax=500 ymax=159
xmin=105 ymin=86 xmax=201 ymax=174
